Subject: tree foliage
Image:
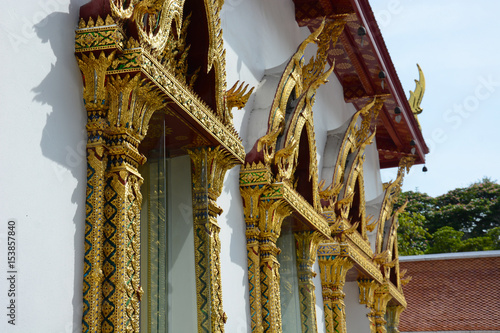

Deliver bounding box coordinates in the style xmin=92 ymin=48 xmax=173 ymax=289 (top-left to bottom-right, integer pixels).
xmin=432 ymin=178 xmax=500 ymax=237
xmin=397 ymin=212 xmax=431 ymax=255
xmin=395 ymin=178 xmax=500 ymax=255
xmin=427 ymin=226 xmax=464 ymax=254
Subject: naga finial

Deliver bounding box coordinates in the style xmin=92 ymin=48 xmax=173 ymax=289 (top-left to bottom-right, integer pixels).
xmin=225 ymin=81 xmax=254 ymax=110
xmin=408 ymin=64 xmax=425 ymax=117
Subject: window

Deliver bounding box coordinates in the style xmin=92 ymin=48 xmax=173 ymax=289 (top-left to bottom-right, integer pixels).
xmin=278 ymin=221 xmax=302 ymax=333
xmin=139 ymin=122 xmax=197 ymax=332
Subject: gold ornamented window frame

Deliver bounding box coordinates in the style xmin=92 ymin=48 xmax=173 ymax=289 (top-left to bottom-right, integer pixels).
xmin=239 ymin=18 xmax=413 ymax=333
xmin=75 ymin=1 xmax=250 ymax=332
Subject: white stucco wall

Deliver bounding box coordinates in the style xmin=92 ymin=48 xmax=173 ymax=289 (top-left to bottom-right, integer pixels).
xmin=223 ymin=0 xmax=311 ymax=153
xmin=312 ymin=260 xmax=327 ymax=333
xmin=363 ymin=140 xmax=384 ymax=201
xmin=0 ymin=0 xmax=88 ymax=332
xmin=222 ymin=0 xmax=305 ymax=78
xmin=344 ymin=281 xmax=371 ymax=332
xmin=314 ymin=80 xmax=352 ymax=180
xmin=218 ymin=166 xmax=251 ymax=332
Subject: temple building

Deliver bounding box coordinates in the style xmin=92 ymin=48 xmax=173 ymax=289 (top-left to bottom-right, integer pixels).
xmin=0 ymin=0 xmax=428 ymax=332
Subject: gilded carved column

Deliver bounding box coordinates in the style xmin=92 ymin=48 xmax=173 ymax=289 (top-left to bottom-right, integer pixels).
xmin=77 ymin=51 xmax=114 ymax=333
xmin=357 ymin=278 xmax=377 ymax=306
xmin=240 ymin=162 xmax=274 ymax=332
xmin=357 ymin=278 xmax=378 ymax=333
xmin=371 ymin=285 xmax=392 ymax=333
xmin=240 ymin=185 xmax=267 ymax=332
xmin=188 ymin=146 xmax=237 ymax=333
xmin=102 ymin=167 xmax=143 ymax=333
xmin=386 ymin=305 xmax=405 ymax=333
xmin=358 ymin=280 xmax=392 ymax=333
xmin=259 ymin=199 xmax=292 ymax=332
xmin=318 ymin=244 xmax=354 ymax=333
xmin=77 ymin=46 xmax=164 ymax=332
xmin=100 ymin=74 xmax=163 ymax=333
xmin=294 ymin=231 xmax=323 ymax=333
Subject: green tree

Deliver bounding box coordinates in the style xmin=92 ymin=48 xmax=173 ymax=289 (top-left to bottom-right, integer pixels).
xmin=427 ymin=226 xmax=464 ymax=254
xmin=460 ymin=236 xmax=493 ymax=252
xmin=397 ymin=190 xmax=436 ymax=218
xmin=397 ymin=211 xmax=431 ymax=255
xmin=486 ymin=227 xmax=500 ymax=249
xmin=432 ymin=178 xmax=500 ymax=237
xmin=424 ymin=226 xmax=500 ymax=254
xmin=396 ymin=178 xmax=500 ymax=255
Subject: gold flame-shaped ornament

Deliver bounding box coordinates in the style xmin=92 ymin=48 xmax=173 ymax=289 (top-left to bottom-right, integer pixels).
xmin=408 ymin=64 xmax=425 ymax=129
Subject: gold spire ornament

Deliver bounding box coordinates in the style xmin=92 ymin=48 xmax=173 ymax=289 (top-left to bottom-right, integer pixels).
xmin=408 ymin=64 xmax=425 ymax=128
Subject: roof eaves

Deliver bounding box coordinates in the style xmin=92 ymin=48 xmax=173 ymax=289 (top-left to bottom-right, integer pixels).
xmin=350 ymin=0 xmax=430 ymax=163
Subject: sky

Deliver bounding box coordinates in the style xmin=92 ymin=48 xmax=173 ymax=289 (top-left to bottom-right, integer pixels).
xmin=371 ymin=0 xmax=500 ymax=197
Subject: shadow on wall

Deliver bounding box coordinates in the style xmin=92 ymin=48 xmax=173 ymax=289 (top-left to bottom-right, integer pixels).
xmin=221 ymin=165 xmax=252 ymax=332
xmin=32 ymin=0 xmax=86 ymax=332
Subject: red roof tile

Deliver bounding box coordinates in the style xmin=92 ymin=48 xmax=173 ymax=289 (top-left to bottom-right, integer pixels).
xmin=399 ymin=254 xmax=500 ymax=331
